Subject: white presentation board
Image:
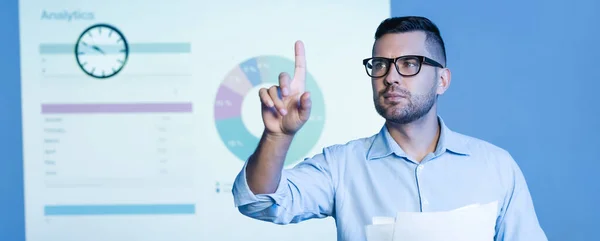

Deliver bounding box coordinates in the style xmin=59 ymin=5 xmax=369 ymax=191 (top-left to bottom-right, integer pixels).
xmin=18 ymin=1 xmax=389 ymax=240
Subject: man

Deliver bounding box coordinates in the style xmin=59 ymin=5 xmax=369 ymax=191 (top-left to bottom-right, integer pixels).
xmin=232 ymin=16 xmax=547 ymax=241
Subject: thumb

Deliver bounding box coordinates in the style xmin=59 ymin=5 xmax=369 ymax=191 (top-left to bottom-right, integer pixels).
xmin=298 ymin=92 xmax=312 ymax=122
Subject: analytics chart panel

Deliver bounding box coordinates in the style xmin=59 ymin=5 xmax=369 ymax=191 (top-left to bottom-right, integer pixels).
xmin=19 ymin=1 xmax=389 ymax=241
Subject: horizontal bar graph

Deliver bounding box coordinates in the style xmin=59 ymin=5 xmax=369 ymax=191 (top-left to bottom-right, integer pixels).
xmin=44 ymin=204 xmax=196 ymax=216
xmin=39 ymin=43 xmax=192 ymax=55
xmin=41 ymin=102 xmax=193 ymax=114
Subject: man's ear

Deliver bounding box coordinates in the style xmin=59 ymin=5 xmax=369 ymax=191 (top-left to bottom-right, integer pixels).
xmin=436 ymin=68 xmax=451 ymax=95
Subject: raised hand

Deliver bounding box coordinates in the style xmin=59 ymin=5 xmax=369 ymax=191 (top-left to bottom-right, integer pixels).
xmin=258 ymin=40 xmax=312 ymax=137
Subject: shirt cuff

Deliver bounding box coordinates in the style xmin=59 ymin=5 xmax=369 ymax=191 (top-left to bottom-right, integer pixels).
xmin=232 ymin=161 xmax=289 ymax=207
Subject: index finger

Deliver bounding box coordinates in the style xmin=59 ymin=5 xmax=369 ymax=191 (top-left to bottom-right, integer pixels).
xmin=292 ymin=40 xmax=306 ymax=92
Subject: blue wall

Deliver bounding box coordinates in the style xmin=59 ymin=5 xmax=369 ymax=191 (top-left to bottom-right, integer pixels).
xmin=1 ymin=0 xmax=598 ymax=240
xmin=391 ymin=0 xmax=600 ymax=240
xmin=0 ymin=0 xmax=25 ymax=240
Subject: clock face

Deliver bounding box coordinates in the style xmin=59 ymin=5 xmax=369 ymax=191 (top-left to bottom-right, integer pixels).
xmin=75 ymin=24 xmax=129 ymax=79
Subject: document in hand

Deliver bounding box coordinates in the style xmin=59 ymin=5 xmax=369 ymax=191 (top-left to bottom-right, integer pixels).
xmin=365 ymin=201 xmax=498 ymax=241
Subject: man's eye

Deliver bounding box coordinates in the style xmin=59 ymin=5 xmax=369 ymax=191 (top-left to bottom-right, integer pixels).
xmin=400 ymin=60 xmax=418 ymax=68
xmin=373 ymin=62 xmax=387 ymax=69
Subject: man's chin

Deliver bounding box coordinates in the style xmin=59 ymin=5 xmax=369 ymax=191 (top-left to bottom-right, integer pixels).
xmin=379 ymin=108 xmax=409 ymax=121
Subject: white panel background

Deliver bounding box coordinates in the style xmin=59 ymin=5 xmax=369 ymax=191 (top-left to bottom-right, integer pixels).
xmin=19 ymin=1 xmax=390 ymax=240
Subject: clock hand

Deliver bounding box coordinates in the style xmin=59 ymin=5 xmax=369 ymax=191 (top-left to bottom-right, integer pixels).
xmin=91 ymin=45 xmax=106 ymax=55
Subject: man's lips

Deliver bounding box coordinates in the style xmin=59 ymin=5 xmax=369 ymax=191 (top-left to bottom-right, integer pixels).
xmin=383 ymin=92 xmax=407 ymax=98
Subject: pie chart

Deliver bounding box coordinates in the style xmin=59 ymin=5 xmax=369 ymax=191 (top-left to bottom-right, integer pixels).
xmin=214 ymin=55 xmax=325 ymax=167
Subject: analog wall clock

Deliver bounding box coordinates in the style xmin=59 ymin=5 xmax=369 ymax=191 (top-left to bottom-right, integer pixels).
xmin=75 ymin=23 xmax=129 ymax=79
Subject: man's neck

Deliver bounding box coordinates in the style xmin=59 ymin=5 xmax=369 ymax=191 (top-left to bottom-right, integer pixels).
xmin=385 ymin=112 xmax=441 ymax=163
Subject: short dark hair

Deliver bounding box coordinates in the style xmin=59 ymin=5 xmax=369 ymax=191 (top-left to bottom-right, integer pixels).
xmin=374 ymin=16 xmax=447 ymax=67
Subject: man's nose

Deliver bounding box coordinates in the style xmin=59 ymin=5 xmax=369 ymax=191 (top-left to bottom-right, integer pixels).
xmin=384 ymin=66 xmax=402 ymax=86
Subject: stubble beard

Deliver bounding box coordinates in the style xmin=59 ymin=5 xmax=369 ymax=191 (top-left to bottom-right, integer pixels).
xmin=374 ymin=85 xmax=437 ymax=125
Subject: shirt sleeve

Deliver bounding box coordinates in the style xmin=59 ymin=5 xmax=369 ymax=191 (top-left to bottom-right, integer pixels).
xmin=495 ymin=154 xmax=548 ymax=241
xmin=231 ymin=147 xmax=337 ymax=225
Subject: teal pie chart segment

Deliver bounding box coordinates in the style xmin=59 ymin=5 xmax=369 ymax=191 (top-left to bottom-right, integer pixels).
xmin=214 ymin=55 xmax=325 ymax=167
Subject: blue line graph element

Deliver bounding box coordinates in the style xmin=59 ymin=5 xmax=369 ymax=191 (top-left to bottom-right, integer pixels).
xmin=44 ymin=204 xmax=196 ymax=216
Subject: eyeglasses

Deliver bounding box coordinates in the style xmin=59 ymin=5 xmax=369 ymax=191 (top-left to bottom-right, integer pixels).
xmin=362 ymin=55 xmax=444 ymax=78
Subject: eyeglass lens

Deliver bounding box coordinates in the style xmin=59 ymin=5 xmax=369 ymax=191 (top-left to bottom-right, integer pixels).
xmin=365 ymin=57 xmax=421 ymax=77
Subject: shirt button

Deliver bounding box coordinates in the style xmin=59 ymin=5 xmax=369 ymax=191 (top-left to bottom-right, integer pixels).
xmin=418 ymin=165 xmax=424 ymax=171
xmin=423 ymin=198 xmax=429 ymax=205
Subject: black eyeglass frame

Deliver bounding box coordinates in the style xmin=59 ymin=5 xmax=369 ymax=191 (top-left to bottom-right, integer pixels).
xmin=362 ymin=55 xmax=445 ymax=78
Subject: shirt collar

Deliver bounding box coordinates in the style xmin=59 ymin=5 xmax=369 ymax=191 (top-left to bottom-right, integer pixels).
xmin=366 ymin=116 xmax=470 ymax=160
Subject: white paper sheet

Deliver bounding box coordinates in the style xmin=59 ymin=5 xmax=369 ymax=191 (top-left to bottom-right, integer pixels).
xmin=372 ymin=216 xmax=395 ymax=225
xmin=365 ymin=223 xmax=394 ymax=241
xmin=365 ymin=201 xmax=498 ymax=241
